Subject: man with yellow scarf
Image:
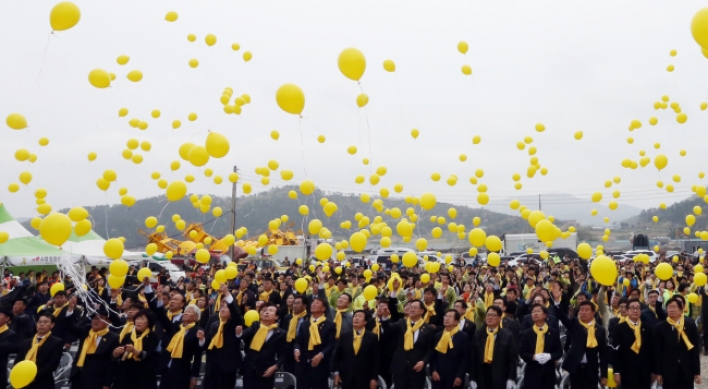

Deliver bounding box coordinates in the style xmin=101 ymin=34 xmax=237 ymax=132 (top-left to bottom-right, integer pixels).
xmin=555 ymin=300 xmax=608 ymax=389
xmin=280 ymin=294 xmax=308 ymax=374
xmin=518 ymin=303 xmax=562 ymax=389
xmin=293 ymin=288 xmax=336 ymax=389
xmin=610 ymin=298 xmax=653 ymax=389
xmin=653 ymin=296 xmax=701 ymax=388
xmin=204 ymin=283 xmax=243 ymax=389
xmin=0 ymin=306 xmax=19 ymax=388
xmin=237 ymin=303 xmax=288 ymax=389
xmin=430 ymin=310 xmax=469 ymax=389
xmin=332 ymin=310 xmax=380 ymax=389
xmin=470 ymin=305 xmax=517 ymax=389
xmin=15 ymin=312 xmax=63 ymax=389
xmin=154 ymin=303 xmax=205 ymax=389
xmin=387 ymin=299 xmax=435 ymax=389
xmin=65 ymin=301 xmax=120 ymax=389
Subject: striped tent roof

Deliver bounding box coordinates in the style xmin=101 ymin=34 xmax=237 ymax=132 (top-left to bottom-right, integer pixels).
xmin=0 ymin=203 xmax=70 ymax=257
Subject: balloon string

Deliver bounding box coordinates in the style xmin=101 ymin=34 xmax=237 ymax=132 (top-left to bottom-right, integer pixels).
xmin=35 ymin=32 xmax=54 ymax=88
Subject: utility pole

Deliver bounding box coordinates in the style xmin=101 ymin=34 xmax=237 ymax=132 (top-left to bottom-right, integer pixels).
xmin=538 ymin=194 xmax=542 ymax=211
xmin=230 ymin=165 xmax=238 ymax=261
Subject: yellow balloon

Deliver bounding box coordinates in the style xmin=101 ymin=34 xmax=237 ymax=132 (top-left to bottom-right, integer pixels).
xmin=74 ymin=219 xmax=92 ymax=237
xmin=39 ymin=213 xmax=72 ymax=246
xmin=338 ymin=47 xmax=366 ymax=81
xmin=19 ymin=171 xmax=32 ymax=185
xmin=88 ymin=69 xmax=111 ymax=88
xmin=10 ymin=360 xmax=37 ymax=389
xmin=205 ymin=131 xmax=230 ymax=158
xmin=166 ymin=181 xmax=187 ymax=202
xmin=655 ymin=263 xmax=673 ymax=281
xmin=205 ymin=34 xmax=217 ymax=46
xmin=188 ymin=145 xmax=210 ymax=167
xmin=654 ymin=154 xmax=668 ymax=170
xmin=457 ymin=41 xmax=469 ymax=54
xmin=383 ymin=59 xmax=396 ymax=72
xmin=461 ymin=65 xmax=472 ymax=75
xmin=691 ymin=8 xmax=708 ymax=49
xmin=485 ymin=235 xmax=502 ymax=252
xmin=590 ymin=255 xmax=617 ymax=286
xmin=243 ymin=51 xmax=252 ymax=62
xmin=50 ymin=2 xmax=81 ymax=31
xmin=276 ymin=84 xmax=305 ymax=115
xmin=315 ymin=243 xmax=333 ymax=260
xmin=6 ymin=113 xmax=27 ymax=130
xmin=356 ymin=93 xmax=369 ymax=108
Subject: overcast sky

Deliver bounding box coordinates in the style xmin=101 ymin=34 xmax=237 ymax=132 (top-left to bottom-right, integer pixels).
xmin=2 ymin=1 xmax=708 ymax=221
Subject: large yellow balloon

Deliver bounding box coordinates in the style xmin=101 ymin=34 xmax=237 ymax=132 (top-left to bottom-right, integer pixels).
xmin=88 ymin=69 xmax=111 ymax=88
xmin=655 ymin=263 xmax=673 ymax=281
xmin=535 ymin=220 xmax=555 ymax=242
xmin=654 ymin=154 xmax=668 ymax=170
xmin=166 ymin=181 xmax=187 ymax=202
xmin=577 ymin=243 xmax=592 ymax=259
xmin=10 ymin=360 xmax=37 ymax=389
xmin=74 ymin=219 xmax=91 ymax=237
xmin=485 ymin=235 xmax=502 ymax=252
xmin=590 ymin=255 xmax=616 ymax=286
xmin=691 ymin=8 xmax=708 ymax=49
xmin=103 ymin=238 xmax=124 ymax=259
xmin=205 ymin=132 xmax=230 ymax=158
xmin=315 ymin=243 xmax=333 ymax=260
xmin=50 ymin=2 xmax=81 ymax=31
xmin=276 ymin=84 xmax=305 ymax=115
xmin=487 ymin=253 xmax=500 ymax=267
xmin=468 ymin=228 xmax=486 ymax=247
xmin=338 ymin=48 xmax=366 ymax=81
xmin=383 ymin=59 xmax=396 ymax=72
xmin=695 ymin=272 xmax=707 ymax=287
xmin=6 ymin=113 xmax=27 ymax=130
xmin=402 ymin=252 xmax=418 ymax=268
xmin=350 ymin=232 xmax=367 ymax=252
xmin=39 ymin=213 xmax=72 ymax=246
xmin=420 ymin=192 xmax=437 ymax=210
xmin=188 ymin=145 xmax=210 ymax=167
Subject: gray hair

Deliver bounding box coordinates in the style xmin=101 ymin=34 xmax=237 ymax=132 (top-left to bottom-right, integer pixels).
xmin=184 ymin=304 xmax=201 ymax=321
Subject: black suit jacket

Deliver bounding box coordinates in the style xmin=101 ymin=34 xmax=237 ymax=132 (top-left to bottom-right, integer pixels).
xmin=112 ymin=329 xmax=160 ymax=389
xmin=640 ymin=305 xmax=666 ymax=328
xmin=332 ymin=330 xmax=380 ymax=388
xmin=556 ymin=308 xmax=608 ymax=379
xmin=389 ymin=318 xmax=435 ymax=373
xmin=10 ymin=312 xmax=36 ymax=340
xmin=430 ymin=330 xmax=469 ymax=382
xmin=470 ymin=327 xmax=518 ymax=389
xmin=519 ymin=326 xmax=562 ymax=388
xmin=16 ymin=335 xmax=64 ymax=389
xmin=293 ymin=314 xmax=336 ymax=380
xmin=241 ymin=322 xmax=288 ymax=377
xmin=610 ymin=321 xmax=653 ymax=385
xmin=68 ymin=321 xmax=120 ymax=389
xmin=653 ymin=319 xmax=700 ymax=386
xmin=521 ymin=313 xmax=559 ymax=333
xmin=501 ymin=316 xmax=521 ymax=347
xmin=423 ymin=298 xmax=446 ymax=328
xmin=0 ymin=329 xmax=19 ymax=386
xmin=205 ymin=300 xmax=243 ymax=373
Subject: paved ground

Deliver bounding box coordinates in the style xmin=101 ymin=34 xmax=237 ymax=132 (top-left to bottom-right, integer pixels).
xmin=698 ymin=353 xmax=708 ymax=389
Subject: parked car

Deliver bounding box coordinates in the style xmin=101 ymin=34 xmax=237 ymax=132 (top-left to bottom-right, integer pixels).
xmin=623 ymin=250 xmax=658 ymax=263
xmin=140 ymin=260 xmax=186 ymax=285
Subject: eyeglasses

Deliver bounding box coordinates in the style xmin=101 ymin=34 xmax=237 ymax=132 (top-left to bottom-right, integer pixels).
xmin=628 ymin=307 xmax=641 ymax=311
xmin=486 ymin=313 xmax=499 ymax=317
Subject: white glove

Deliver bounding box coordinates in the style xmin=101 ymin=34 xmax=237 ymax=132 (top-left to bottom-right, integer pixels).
xmin=506 ymin=379 xmax=515 ymax=389
xmin=469 ymin=381 xmax=477 ymax=389
xmin=534 ymin=353 xmax=550 ymax=365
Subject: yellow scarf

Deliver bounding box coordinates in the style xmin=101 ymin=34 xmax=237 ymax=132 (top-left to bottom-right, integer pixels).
xmin=579 ymin=320 xmax=598 ymax=348
xmin=250 ymin=323 xmax=278 ymax=351
xmin=128 ymin=329 xmax=150 ymax=360
xmin=484 ymin=327 xmax=498 ymax=363
xmin=259 ymin=289 xmax=273 ymax=302
xmin=334 ymin=309 xmax=347 ymax=339
xmin=612 ymin=308 xmax=620 ymax=317
xmin=166 ymin=310 xmax=182 ymax=322
xmin=626 ymin=320 xmax=642 ymax=354
xmin=213 ymin=294 xmax=223 ymax=313
xmin=287 ymin=311 xmax=307 ymax=342
xmin=185 ymin=291 xmax=194 ymax=302
xmin=484 ymin=292 xmax=495 ymax=309
xmin=0 ymin=325 xmax=7 ymax=335
xmin=208 ymin=319 xmax=226 ymax=350
xmin=353 ymin=329 xmax=364 ymax=355
xmin=308 ymin=316 xmax=324 ymax=350
xmin=98 ymin=286 xmax=105 ymax=296
xmin=119 ymin=321 xmax=134 ymax=342
xmin=404 ymin=319 xmax=424 ymax=351
xmin=435 ymin=326 xmax=459 ymax=354
xmin=532 ymin=325 xmax=548 ymax=354
xmin=667 ymin=317 xmax=694 ymax=350
xmin=77 ymin=328 xmax=110 ymax=367
xmin=25 ymin=332 xmax=51 ymax=362
xmin=237 ymin=288 xmax=248 ymax=306
xmin=648 ymin=305 xmax=657 ymax=318
xmin=465 ymin=306 xmax=475 ymax=322
xmin=618 ymin=315 xmax=628 ymax=324
xmin=52 ymin=302 xmax=69 ymax=317
xmin=424 ymin=302 xmax=436 ymax=323
xmin=166 ymin=323 xmax=196 ymax=358
xmin=138 ymin=294 xmax=148 ymax=307
xmin=372 ymin=317 xmax=388 ymax=339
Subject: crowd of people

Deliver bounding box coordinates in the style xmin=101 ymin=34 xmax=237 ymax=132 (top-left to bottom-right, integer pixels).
xmin=0 ymin=250 xmax=704 ymax=389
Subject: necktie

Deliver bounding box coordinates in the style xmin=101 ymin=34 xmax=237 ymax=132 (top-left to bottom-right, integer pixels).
xmin=484 ymin=327 xmax=498 ymax=363
xmin=250 ymin=323 xmax=278 ymax=351
xmin=25 ymin=332 xmax=51 ymax=362
xmin=667 ymin=317 xmax=694 ymax=350
xmin=353 ymin=330 xmax=364 ymax=355
xmin=424 ymin=303 xmax=436 ymax=323
xmin=532 ymin=325 xmax=547 ymax=354
xmin=119 ymin=321 xmax=135 ymax=343
xmin=334 ymin=309 xmax=347 ymax=339
xmin=128 ymin=329 xmax=150 ymax=360
xmin=404 ymin=320 xmax=424 ymax=351
xmin=579 ymin=320 xmax=598 ymax=348
xmin=308 ymin=316 xmax=323 ymax=350
xmin=287 ymin=311 xmax=307 ymax=342
xmin=626 ymin=320 xmax=642 ymax=354
xmin=77 ymin=328 xmax=110 ymax=367
xmin=208 ymin=319 xmax=226 ymax=350
xmin=167 ymin=323 xmax=196 ymax=358
xmin=435 ymin=326 xmax=459 ymax=354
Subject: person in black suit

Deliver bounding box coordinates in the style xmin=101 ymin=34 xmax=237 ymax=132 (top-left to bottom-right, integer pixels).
xmin=293 ymin=286 xmax=336 ymax=389
xmin=554 ymin=300 xmax=608 ymax=389
xmin=610 ymin=298 xmax=653 ymax=389
xmin=367 ymin=298 xmax=395 ymax=387
xmin=0 ymin=305 xmax=19 ymax=387
xmin=520 ymin=294 xmax=559 ymax=334
xmin=237 ymin=303 xmax=288 ymax=389
xmin=38 ymin=290 xmax=78 ymax=349
xmin=15 ymin=312 xmax=64 ymax=389
xmin=66 ymin=299 xmax=119 ymax=389
xmin=259 ymin=277 xmax=282 ymax=306
xmin=156 ymin=303 xmax=205 ymax=389
xmin=333 ymin=310 xmax=380 ymax=389
xmin=653 ymin=296 xmax=701 ymax=389
xmin=112 ymin=309 xmax=161 ymax=389
xmin=280 ymin=294 xmax=308 ymax=374
xmin=451 ymin=300 xmax=476 ymax=341
xmin=422 ymin=286 xmax=446 ymax=328
xmin=10 ymin=298 xmax=35 ymax=340
xmin=493 ymin=297 xmax=521 ymax=348
xmin=518 ymin=303 xmax=562 ymax=389
xmin=204 ymin=284 xmax=243 ymax=389
xmin=387 ymin=296 xmax=435 ymax=389
xmin=430 ymin=310 xmax=469 ymax=389
xmin=470 ymin=305 xmax=517 ymax=389
xmin=236 ymin=276 xmax=257 ymax=313
xmin=607 ymin=297 xmax=628 ymax=343
xmin=640 ymin=289 xmax=666 ymax=329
